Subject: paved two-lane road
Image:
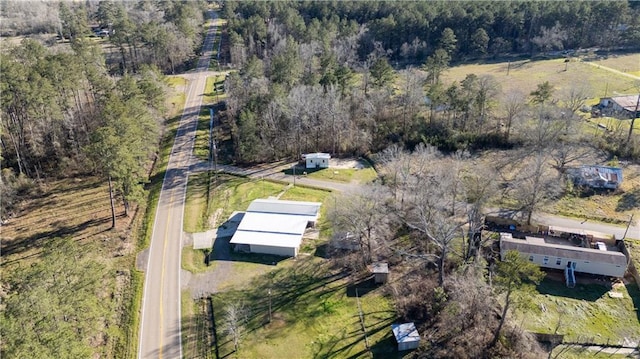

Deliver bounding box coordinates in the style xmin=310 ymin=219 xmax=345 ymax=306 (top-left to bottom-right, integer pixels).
xmin=138 ymin=10 xmax=218 ymax=359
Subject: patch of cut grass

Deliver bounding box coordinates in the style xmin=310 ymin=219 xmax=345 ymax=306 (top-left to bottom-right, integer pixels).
xmin=513 ymin=277 xmax=640 ymax=345
xmin=207 ymin=176 xmax=289 ymax=223
xmin=193 ymin=107 xmax=212 ymax=162
xmin=182 ymin=246 xmax=214 ymax=274
xmin=203 ymin=75 xmax=227 ymax=104
xmin=291 ymin=166 xmax=378 ymax=184
xmin=551 ymin=346 xmax=638 ymax=359
xmin=184 ymin=172 xmax=210 ymax=233
xmin=212 ymin=257 xmax=397 ymax=359
xmin=442 ymin=57 xmax=638 ymax=102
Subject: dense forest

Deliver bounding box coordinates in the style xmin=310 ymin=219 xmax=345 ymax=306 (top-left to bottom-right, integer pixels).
xmin=0 ymin=0 xmax=207 ymax=220
xmin=220 ymin=1 xmax=640 ymax=164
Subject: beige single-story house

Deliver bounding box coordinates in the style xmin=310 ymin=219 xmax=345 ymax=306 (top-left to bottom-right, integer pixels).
xmin=500 ymin=233 xmax=628 ymax=278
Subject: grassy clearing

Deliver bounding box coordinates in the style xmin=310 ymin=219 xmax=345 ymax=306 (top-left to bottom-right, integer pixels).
xmin=551 ymin=346 xmax=637 ymax=359
xmin=193 ymin=108 xmax=211 ymax=162
xmin=513 ymin=277 xmax=640 ymax=345
xmin=590 ymin=53 xmax=640 ymax=77
xmin=185 ymin=175 xmax=332 ymax=230
xmin=286 ymin=166 xmax=378 ymax=184
xmin=182 ymin=246 xmax=214 ymax=274
xmin=184 ymin=172 xmax=210 ymax=233
xmin=442 ymin=56 xmax=638 ymax=101
xmin=211 ymin=256 xmax=397 ymax=359
xmin=546 ymin=162 xmax=640 ymax=227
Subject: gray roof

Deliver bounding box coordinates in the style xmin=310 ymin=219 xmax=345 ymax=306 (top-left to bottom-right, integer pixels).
xmin=500 ymin=235 xmax=627 ymax=266
xmin=371 ymin=262 xmax=389 ymax=274
xmin=305 ymin=152 xmax=331 ymax=159
xmin=247 ymin=198 xmax=321 ymax=217
xmin=230 ymin=199 xmax=322 ymax=250
xmin=392 ymin=323 xmax=420 ymax=343
xmin=609 ymin=95 xmax=640 ymax=112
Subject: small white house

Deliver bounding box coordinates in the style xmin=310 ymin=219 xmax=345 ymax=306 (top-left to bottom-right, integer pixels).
xmin=392 ymin=323 xmax=420 ymax=351
xmin=304 ymin=153 xmax=330 ymax=169
xmin=500 ymin=233 xmax=628 ymax=278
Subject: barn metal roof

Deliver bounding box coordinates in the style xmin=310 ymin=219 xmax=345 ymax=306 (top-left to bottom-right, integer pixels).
xmin=304 ymin=152 xmax=331 ymax=160
xmin=230 ymin=199 xmax=322 ymax=250
xmin=247 ymin=198 xmax=321 ymax=217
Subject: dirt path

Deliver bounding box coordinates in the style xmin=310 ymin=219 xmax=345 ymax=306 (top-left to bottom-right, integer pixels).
xmin=582 ymin=60 xmax=640 ymax=81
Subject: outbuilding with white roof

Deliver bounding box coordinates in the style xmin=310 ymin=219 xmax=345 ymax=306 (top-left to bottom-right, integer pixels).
xmin=230 ymin=198 xmax=322 ymax=257
xmin=304 ymin=153 xmax=330 ymax=169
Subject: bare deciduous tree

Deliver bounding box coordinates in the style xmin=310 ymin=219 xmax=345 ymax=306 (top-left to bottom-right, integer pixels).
xmin=328 ymin=184 xmax=392 ymax=265
xmin=512 ymin=153 xmax=561 ymax=225
xmin=222 ymin=302 xmax=249 ymax=355
xmin=501 ymin=91 xmax=527 ymax=141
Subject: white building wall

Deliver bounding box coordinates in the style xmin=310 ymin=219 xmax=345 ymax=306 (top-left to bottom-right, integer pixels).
xmin=306 ymin=157 xmax=329 ymax=169
xmin=398 ymin=340 xmax=420 ymax=351
xmin=250 ymin=244 xmax=297 ymax=257
xmin=514 ymin=252 xmax=626 ymax=277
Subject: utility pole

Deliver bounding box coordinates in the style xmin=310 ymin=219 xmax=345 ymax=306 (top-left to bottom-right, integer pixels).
xmin=626 ymin=93 xmax=639 ymax=146
xmin=268 ymin=289 xmax=272 ymax=323
xmin=623 ymin=214 xmax=634 ymax=240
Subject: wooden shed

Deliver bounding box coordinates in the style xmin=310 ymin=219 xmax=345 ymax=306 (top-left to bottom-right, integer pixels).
xmin=371 ymin=262 xmax=389 ymax=284
xmin=392 ymin=323 xmax=420 ymax=351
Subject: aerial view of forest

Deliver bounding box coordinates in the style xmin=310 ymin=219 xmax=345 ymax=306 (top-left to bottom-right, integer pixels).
xmin=1 ymin=1 xmax=639 ymax=358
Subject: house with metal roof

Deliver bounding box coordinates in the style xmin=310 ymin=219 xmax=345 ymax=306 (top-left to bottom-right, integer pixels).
xmin=597 ymin=94 xmax=640 ymax=118
xmin=567 ymin=165 xmax=623 ymax=190
xmin=229 ymin=199 xmax=322 ymax=257
xmin=500 ymin=233 xmax=628 ymax=280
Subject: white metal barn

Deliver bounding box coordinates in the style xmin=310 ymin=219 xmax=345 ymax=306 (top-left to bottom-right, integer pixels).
xmin=229 ymin=199 xmax=322 ymax=257
xmin=392 ymin=323 xmax=420 ymax=351
xmin=305 ymin=153 xmax=330 ymax=169
xmin=500 ymin=233 xmax=628 ymax=278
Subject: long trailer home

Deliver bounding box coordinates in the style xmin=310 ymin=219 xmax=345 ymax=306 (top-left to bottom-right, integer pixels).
xmin=500 ymin=233 xmax=629 ymax=280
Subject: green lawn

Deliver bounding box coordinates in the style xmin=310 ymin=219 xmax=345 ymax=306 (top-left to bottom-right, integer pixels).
xmin=441 ymin=57 xmax=638 ymax=101
xmin=284 ymin=165 xmax=378 ymax=184
xmin=203 ymin=75 xmax=227 ymax=104
xmin=184 ymin=172 xmax=210 ymax=233
xmin=193 ymin=108 xmax=211 ymax=162
xmin=513 ymin=277 xmax=640 ymax=345
xmin=182 ymin=176 xmax=334 ymax=271
xmin=550 ymin=345 xmax=638 ymax=359
xmin=211 ymin=256 xmax=398 ymax=359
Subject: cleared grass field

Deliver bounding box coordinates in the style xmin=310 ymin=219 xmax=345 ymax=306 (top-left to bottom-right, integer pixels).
xmin=441 ymin=54 xmax=639 ymax=102
xmin=211 ymin=256 xmax=397 ymax=359
xmin=183 ymin=174 xmax=332 ymax=233
xmin=286 ymin=165 xmax=378 ymax=184
xmin=513 ymin=277 xmax=640 ymax=346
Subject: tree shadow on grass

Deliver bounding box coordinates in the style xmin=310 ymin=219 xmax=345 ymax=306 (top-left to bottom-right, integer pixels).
xmin=536 ymin=277 xmax=609 ymax=301
xmin=346 ymin=277 xmax=378 ymax=297
xmin=616 ymin=188 xmax=640 ymax=212
xmin=625 ymin=283 xmax=640 ymax=324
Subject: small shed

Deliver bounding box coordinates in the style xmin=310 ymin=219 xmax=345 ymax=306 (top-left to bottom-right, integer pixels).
xmin=371 ymin=262 xmax=389 ymax=284
xmin=305 ymin=153 xmax=330 ymax=169
xmin=392 ymin=323 xmax=420 ymax=351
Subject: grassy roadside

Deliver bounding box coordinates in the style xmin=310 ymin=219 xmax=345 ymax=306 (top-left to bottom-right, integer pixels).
xmin=211 ymin=257 xmax=397 ymax=359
